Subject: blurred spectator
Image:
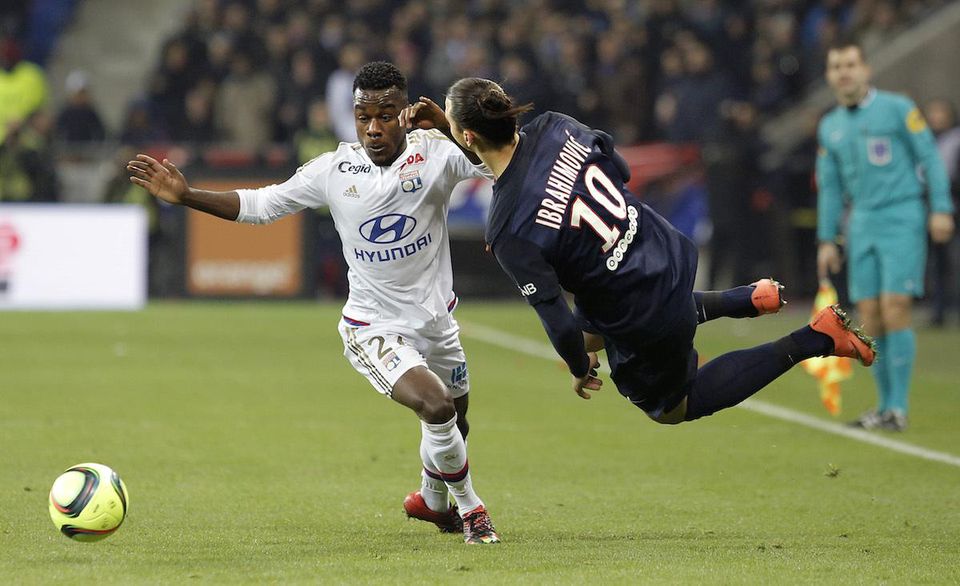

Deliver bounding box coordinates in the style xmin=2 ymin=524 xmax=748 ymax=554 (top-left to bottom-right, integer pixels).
xmin=924 ymin=98 xmax=960 ymax=326
xmin=858 ymin=0 xmax=903 ymax=56
xmin=120 ymin=99 xmax=168 ymax=146
xmin=204 ymin=32 xmax=235 ymax=85
xmin=295 ymin=98 xmax=340 ymax=165
xmin=594 ymin=32 xmax=645 ymax=144
xmin=0 ymin=110 xmax=58 ymax=202
xmin=327 ymin=44 xmax=366 ymax=142
xmin=701 ymin=100 xmax=766 ymax=288
xmin=56 ymin=70 xmax=106 ymax=143
xmin=215 ymin=51 xmax=276 ymax=148
xmin=0 ymin=35 xmax=48 ymax=145
xmin=498 ymin=54 xmax=553 ymax=120
xmin=104 ymin=146 xmax=165 ymax=295
xmin=148 ymin=38 xmax=199 ymax=134
xmin=656 ymin=38 xmax=735 ymax=142
xmin=274 ymin=49 xmax=323 ymax=142
xmin=173 ymin=84 xmax=218 ymax=143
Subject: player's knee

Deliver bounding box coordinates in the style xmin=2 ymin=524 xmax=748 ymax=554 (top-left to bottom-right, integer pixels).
xmin=419 ymin=391 xmax=456 ymax=424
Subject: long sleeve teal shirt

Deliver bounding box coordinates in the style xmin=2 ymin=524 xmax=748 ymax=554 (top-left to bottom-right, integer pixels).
xmin=815 ymin=88 xmax=954 ymax=242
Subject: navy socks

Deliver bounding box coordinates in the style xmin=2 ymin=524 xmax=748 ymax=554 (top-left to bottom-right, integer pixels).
xmin=684 ymin=326 xmax=833 ymax=421
xmin=694 ymin=286 xmax=757 ymax=324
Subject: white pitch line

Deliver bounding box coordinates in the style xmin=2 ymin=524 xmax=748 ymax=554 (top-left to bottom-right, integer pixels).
xmin=461 ymin=321 xmax=960 ymax=469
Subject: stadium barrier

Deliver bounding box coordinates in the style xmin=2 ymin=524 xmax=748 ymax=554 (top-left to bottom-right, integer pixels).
xmin=0 ymin=203 xmax=147 ymax=310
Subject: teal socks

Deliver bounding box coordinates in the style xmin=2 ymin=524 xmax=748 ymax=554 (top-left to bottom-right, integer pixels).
xmin=871 ymin=335 xmax=891 ymax=412
xmin=884 ymin=329 xmax=916 ymax=415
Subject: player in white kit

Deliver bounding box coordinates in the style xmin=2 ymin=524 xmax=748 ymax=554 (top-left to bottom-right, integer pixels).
xmin=127 ymin=62 xmax=500 ymax=545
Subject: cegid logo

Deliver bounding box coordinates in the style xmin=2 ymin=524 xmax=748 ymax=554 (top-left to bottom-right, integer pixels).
xmin=338 ymin=161 xmax=372 ymax=174
xmin=359 ymin=214 xmax=417 ymax=244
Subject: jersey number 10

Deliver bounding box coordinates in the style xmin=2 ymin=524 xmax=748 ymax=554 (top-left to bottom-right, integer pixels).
xmin=570 ymin=165 xmax=628 ymax=253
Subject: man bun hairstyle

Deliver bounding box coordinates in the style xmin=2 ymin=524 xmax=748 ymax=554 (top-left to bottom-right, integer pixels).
xmin=353 ymin=61 xmax=407 ymax=93
xmin=448 ymin=78 xmax=533 ymax=147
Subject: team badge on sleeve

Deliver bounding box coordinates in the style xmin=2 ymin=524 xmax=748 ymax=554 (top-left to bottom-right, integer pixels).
xmin=867 ymin=137 xmax=892 ymax=166
xmin=906 ymin=107 xmax=927 ymax=134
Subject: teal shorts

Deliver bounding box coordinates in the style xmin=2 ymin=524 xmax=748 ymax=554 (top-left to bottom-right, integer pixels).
xmin=846 ymin=200 xmax=927 ymax=303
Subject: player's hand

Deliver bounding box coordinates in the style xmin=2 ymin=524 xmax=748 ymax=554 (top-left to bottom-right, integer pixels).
xmin=127 ymin=154 xmax=189 ymax=205
xmin=816 ymin=241 xmax=842 ymax=281
xmin=572 ymin=352 xmax=603 ymax=400
xmin=399 ymin=96 xmax=448 ymax=132
xmin=929 ymin=212 xmax=955 ymax=244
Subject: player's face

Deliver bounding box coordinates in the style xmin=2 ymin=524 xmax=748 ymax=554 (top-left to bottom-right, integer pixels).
xmin=826 ymin=47 xmax=870 ymax=104
xmin=354 ymin=87 xmax=408 ymax=166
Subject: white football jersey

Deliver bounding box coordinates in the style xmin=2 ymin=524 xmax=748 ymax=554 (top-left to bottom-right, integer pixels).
xmin=236 ymin=129 xmax=492 ymax=329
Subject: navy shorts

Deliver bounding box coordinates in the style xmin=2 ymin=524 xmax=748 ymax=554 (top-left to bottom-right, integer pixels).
xmin=601 ymin=298 xmax=699 ymax=416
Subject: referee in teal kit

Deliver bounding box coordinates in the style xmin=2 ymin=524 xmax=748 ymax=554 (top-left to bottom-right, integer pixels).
xmin=816 ymin=39 xmax=955 ymax=431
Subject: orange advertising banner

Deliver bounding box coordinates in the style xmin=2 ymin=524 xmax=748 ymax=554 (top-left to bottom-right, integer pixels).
xmin=186 ymin=180 xmax=302 ymax=297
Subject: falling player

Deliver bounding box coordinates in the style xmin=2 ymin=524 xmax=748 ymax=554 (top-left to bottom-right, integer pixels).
xmin=433 ymin=77 xmax=874 ymax=423
xmin=127 ymin=63 xmax=499 ymax=545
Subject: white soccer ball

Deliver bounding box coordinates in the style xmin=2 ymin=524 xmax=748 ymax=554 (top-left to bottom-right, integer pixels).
xmin=48 ymin=463 xmax=129 ymax=542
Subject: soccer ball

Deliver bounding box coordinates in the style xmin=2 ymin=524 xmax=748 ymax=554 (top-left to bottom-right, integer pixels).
xmin=48 ymin=463 xmax=129 ymax=542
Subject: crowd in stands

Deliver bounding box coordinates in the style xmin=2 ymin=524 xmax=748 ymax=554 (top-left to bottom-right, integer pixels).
xmin=1 ymin=1 xmax=951 ymax=162
xmin=0 ymin=0 xmax=957 ymax=303
xmin=131 ymin=0 xmax=950 ymax=150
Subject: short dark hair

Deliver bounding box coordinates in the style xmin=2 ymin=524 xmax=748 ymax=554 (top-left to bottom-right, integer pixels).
xmin=446 ymin=78 xmax=533 ymax=147
xmin=353 ymin=61 xmax=407 ymax=93
xmin=828 ymin=36 xmax=867 ymax=62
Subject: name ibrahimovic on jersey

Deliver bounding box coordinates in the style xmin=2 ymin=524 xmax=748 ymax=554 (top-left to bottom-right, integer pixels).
xmin=532 ymin=130 xmax=639 ymax=272
xmin=534 ymin=131 xmax=592 ymax=230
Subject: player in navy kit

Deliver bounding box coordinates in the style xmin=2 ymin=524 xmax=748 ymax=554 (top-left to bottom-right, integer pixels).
xmin=438 ymin=77 xmax=876 ymax=423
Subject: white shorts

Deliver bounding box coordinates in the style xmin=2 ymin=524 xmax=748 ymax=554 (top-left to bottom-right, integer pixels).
xmin=337 ymin=314 xmax=469 ymax=399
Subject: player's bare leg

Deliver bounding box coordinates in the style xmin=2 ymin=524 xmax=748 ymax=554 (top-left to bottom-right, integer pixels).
xmin=393 ymin=367 xmax=498 ymax=543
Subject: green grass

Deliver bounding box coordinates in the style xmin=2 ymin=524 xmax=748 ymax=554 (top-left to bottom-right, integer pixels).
xmin=2 ymin=301 xmax=959 ymax=584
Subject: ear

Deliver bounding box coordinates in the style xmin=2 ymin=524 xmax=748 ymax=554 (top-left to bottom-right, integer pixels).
xmin=463 ymin=130 xmax=475 ymax=147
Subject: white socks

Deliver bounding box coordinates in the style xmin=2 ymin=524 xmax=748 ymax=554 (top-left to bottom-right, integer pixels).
xmin=420 ymin=415 xmax=482 ymax=516
xmin=419 ymin=440 xmax=450 ymax=512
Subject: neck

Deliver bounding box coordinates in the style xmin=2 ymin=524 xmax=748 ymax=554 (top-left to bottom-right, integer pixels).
xmin=840 ymin=86 xmax=870 ymax=107
xmin=476 ymin=134 xmax=520 ymax=179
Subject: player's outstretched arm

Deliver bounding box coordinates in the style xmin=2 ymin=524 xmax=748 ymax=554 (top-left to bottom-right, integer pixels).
xmin=127 ymin=154 xmax=240 ymax=221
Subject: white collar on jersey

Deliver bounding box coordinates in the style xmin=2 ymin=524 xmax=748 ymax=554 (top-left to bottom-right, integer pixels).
xmin=858 ymin=87 xmax=877 ymax=108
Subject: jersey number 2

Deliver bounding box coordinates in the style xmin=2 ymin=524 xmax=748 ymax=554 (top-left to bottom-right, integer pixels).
xmin=569 ymin=165 xmax=627 ymax=253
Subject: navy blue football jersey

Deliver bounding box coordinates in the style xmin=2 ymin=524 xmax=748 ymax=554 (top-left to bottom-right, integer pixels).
xmin=488 ymin=112 xmax=698 ymax=339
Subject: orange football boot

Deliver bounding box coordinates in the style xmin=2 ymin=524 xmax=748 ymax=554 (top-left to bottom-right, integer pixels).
xmin=750 ymin=278 xmax=786 ymax=315
xmin=810 ymin=305 xmax=876 ymax=367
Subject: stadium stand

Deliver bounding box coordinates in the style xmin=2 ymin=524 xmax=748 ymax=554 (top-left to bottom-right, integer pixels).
xmin=1 ymin=0 xmax=955 ymax=297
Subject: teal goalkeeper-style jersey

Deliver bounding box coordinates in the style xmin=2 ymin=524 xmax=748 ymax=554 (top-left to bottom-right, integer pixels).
xmin=816 ymin=88 xmax=954 ymax=242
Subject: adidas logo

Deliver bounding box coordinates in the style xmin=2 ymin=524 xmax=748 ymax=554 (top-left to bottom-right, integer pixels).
xmin=342 ymin=185 xmax=359 ymax=198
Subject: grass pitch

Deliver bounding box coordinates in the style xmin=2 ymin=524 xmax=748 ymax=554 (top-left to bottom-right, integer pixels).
xmin=2 ymin=301 xmax=959 ymax=584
